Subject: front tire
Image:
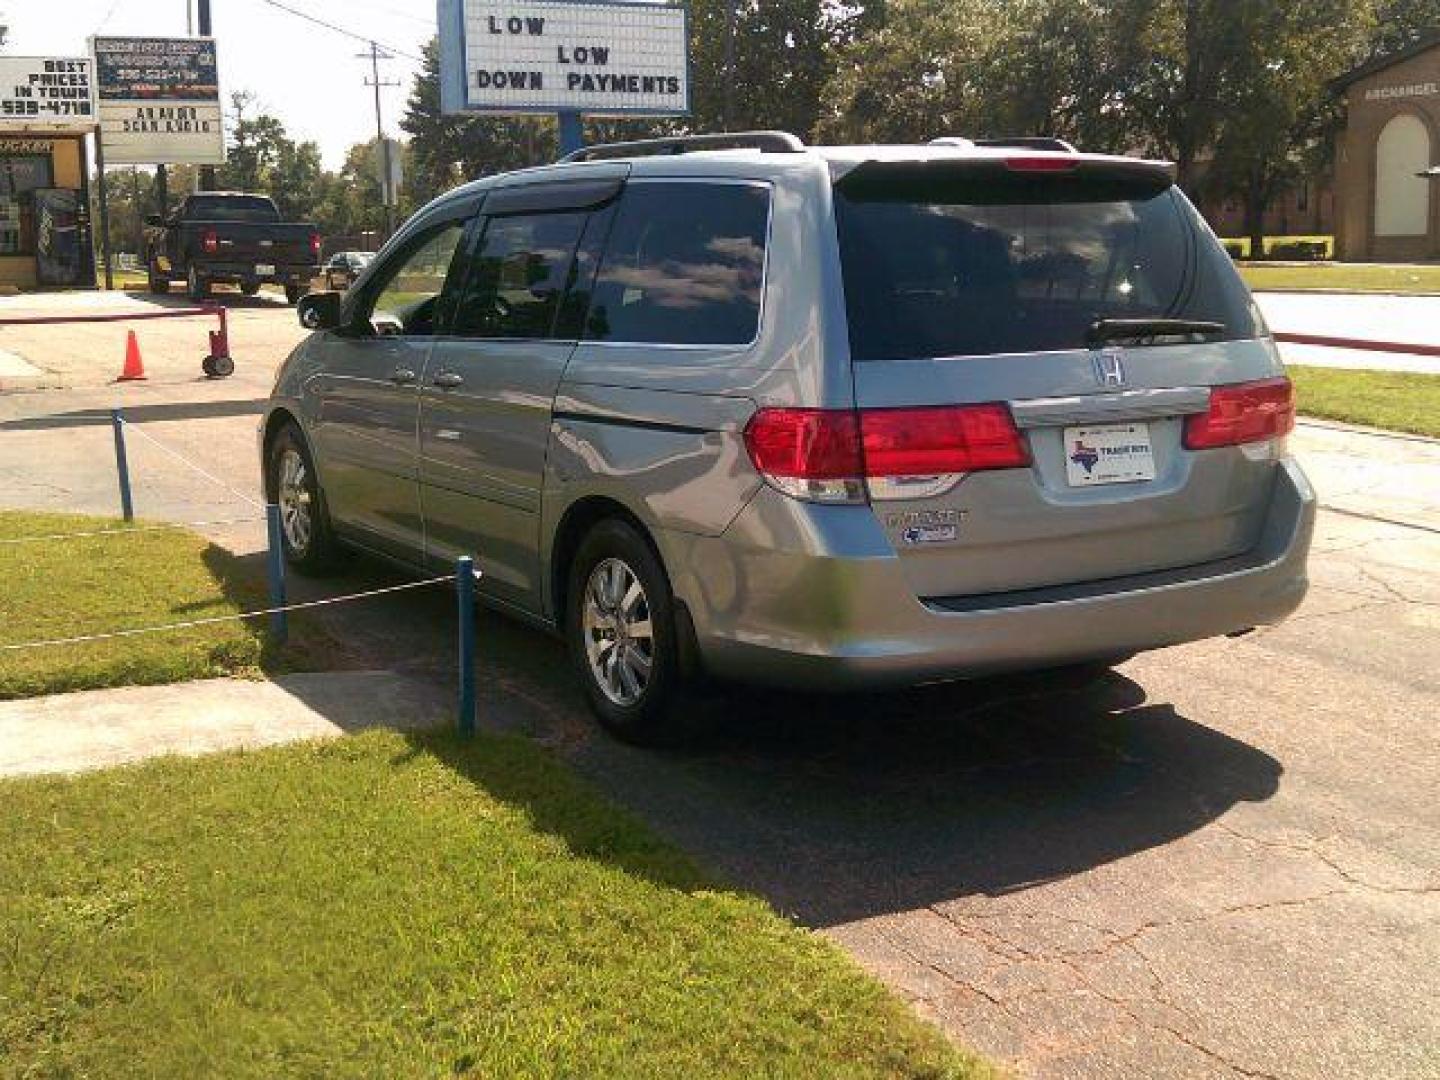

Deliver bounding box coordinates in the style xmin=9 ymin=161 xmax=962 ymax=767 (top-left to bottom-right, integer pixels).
xmin=240 ymin=281 xmax=261 ymax=297
xmin=285 ymin=283 xmax=303 ymax=305
xmin=566 ymin=519 xmax=684 ymax=744
xmin=266 ymin=423 xmax=339 ymax=573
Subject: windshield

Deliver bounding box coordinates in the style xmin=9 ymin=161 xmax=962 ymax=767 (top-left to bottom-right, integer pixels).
xmin=187 ymin=196 xmax=280 ymax=223
xmin=834 ymin=174 xmax=1261 ymax=361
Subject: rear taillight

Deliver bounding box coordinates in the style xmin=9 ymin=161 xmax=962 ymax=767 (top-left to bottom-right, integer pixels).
xmin=1004 ymin=155 xmax=1078 ymax=173
xmin=1183 ymin=377 xmax=1295 ymax=450
xmin=310 ymin=233 xmax=323 ymax=260
xmin=201 ymin=229 xmax=219 ymax=254
xmin=743 ymin=405 xmax=1030 ymax=504
xmin=743 ymin=408 xmax=865 ymax=503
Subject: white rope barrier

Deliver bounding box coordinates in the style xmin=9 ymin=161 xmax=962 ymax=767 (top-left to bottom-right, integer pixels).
xmin=0 ymin=576 xmax=453 ymax=652
xmin=121 ymin=420 xmax=266 ymax=510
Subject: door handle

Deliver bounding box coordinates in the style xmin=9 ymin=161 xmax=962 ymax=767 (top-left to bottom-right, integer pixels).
xmin=389 ymin=367 xmax=417 ymax=385
xmin=432 ymin=371 xmax=464 ymax=389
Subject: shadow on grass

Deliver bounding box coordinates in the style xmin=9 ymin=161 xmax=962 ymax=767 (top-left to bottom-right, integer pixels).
xmin=195 ymin=541 xmax=1285 ymax=922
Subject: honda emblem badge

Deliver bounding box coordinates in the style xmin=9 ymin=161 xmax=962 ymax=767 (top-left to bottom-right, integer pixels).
xmin=1092 ymin=349 xmax=1127 ymax=388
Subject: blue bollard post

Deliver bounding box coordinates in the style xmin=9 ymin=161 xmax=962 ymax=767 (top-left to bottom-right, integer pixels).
xmin=457 ymin=555 xmax=476 ymax=736
xmin=557 ymin=110 xmax=584 ymax=158
xmin=265 ymin=503 xmax=288 ymax=645
xmin=110 ymin=408 xmax=134 ymax=522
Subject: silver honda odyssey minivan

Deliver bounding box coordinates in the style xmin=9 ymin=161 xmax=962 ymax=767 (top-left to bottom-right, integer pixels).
xmin=263 ymin=132 xmax=1314 ymax=742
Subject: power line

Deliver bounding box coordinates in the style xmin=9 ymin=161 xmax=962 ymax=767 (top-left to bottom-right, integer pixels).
xmin=253 ymin=0 xmax=424 ymax=62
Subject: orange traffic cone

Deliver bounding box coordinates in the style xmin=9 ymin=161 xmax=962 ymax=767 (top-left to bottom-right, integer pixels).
xmin=116 ymin=330 xmax=147 ymax=382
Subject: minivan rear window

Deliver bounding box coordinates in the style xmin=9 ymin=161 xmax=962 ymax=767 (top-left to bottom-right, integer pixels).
xmin=834 ymin=170 xmax=1260 ymax=361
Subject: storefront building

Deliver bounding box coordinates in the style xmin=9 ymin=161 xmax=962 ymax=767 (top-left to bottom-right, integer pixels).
xmin=1334 ymin=31 xmax=1440 ymax=262
xmin=0 ymin=56 xmax=98 ymax=289
xmin=0 ymin=133 xmax=95 ymax=289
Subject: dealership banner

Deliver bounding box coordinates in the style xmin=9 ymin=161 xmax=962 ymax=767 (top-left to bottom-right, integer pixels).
xmin=438 ymin=0 xmax=689 ymax=116
xmin=0 ymin=57 xmax=95 ymax=131
xmin=91 ymin=36 xmax=225 ymax=165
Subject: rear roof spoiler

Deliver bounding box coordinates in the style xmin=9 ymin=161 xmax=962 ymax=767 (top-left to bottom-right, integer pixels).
xmin=834 ymin=154 xmax=1177 ymax=201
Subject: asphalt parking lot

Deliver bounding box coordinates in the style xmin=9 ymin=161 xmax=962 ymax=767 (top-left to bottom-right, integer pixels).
xmin=2 ymin=292 xmax=1437 ymax=1079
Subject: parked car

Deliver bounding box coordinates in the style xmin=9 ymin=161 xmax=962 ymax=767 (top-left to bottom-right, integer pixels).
xmin=322 ymin=250 xmax=374 ymax=292
xmin=145 ymin=192 xmax=321 ymax=303
xmin=262 ymin=132 xmax=1314 ymax=744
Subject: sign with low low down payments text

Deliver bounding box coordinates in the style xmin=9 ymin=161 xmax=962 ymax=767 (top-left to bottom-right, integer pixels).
xmin=91 ymin=36 xmax=226 ymax=165
xmin=438 ymin=0 xmax=689 ymax=116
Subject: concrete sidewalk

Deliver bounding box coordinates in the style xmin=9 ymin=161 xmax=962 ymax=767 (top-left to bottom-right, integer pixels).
xmin=1293 ymin=420 xmax=1440 ymax=532
xmin=0 ymin=671 xmax=451 ymax=778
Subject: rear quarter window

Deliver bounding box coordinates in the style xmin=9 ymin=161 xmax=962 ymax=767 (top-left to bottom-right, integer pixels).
xmin=583 ymin=181 xmax=770 ymax=346
xmin=834 ymin=173 xmax=1260 ymax=361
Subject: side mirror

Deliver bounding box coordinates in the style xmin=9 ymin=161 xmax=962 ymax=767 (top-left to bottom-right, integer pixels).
xmin=144 ymin=214 xmax=164 ymax=228
xmin=297 ymin=290 xmax=342 ymax=331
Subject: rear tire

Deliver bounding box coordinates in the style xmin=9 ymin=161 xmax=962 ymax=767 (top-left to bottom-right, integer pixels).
xmin=240 ymin=281 xmax=261 ymax=297
xmin=266 ymin=423 xmax=340 ymax=574
xmin=187 ymin=265 xmax=210 ymax=301
xmin=566 ymin=519 xmax=684 ymax=745
xmin=284 ymin=283 xmax=303 ymax=305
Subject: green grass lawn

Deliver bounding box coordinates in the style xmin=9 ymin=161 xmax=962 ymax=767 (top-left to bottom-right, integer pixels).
xmin=0 ymin=731 xmax=988 ymax=1078
xmin=1291 ymin=365 xmax=1440 ymax=439
xmin=0 ymin=511 xmax=326 ymax=700
xmin=1240 ymin=262 xmax=1440 ymax=294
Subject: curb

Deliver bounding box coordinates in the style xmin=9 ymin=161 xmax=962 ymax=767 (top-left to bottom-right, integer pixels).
xmin=1274 ymin=332 xmax=1440 ymax=358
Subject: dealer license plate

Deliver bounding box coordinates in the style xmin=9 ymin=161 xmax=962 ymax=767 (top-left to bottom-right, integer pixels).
xmin=1063 ymin=422 xmax=1156 ymax=487
xmin=255 ymin=263 xmax=276 ymax=276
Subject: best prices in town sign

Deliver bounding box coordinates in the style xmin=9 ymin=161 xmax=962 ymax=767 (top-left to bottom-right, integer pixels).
xmin=0 ymin=57 xmax=95 ymax=131
xmin=438 ymin=0 xmax=689 ymax=116
xmin=90 ymin=36 xmax=226 ymax=165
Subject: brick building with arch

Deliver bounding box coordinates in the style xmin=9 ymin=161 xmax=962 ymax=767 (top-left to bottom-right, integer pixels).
xmin=1334 ymin=31 xmax=1440 ymax=261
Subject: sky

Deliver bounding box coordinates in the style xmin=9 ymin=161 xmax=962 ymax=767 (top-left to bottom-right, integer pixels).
xmin=0 ymin=0 xmax=435 ymax=169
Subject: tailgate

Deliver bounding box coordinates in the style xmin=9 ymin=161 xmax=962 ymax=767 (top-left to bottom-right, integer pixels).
xmin=207 ymin=223 xmax=315 ymax=263
xmin=834 ymin=155 xmax=1288 ymax=600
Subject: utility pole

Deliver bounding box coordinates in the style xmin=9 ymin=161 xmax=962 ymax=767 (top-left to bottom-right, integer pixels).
xmin=359 ymin=40 xmax=400 ymax=237
xmin=198 ymin=0 xmax=216 ymax=192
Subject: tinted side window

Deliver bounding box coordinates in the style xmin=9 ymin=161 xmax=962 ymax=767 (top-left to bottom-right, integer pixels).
xmin=451 ymin=212 xmax=586 ymax=339
xmin=584 ymin=183 xmax=769 ymax=346
xmin=367 ymin=220 xmax=467 ymax=336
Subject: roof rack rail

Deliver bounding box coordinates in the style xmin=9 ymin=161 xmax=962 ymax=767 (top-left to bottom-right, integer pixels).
xmin=928 ymin=136 xmax=976 ymax=148
xmin=558 ymin=130 xmax=805 ymax=164
xmin=973 ymin=137 xmax=1079 ymax=153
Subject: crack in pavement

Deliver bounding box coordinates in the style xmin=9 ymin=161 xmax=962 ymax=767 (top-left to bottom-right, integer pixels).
xmin=1213 ymin=820 xmax=1440 ymax=897
xmin=911 ymin=905 xmax=1288 ymax=1078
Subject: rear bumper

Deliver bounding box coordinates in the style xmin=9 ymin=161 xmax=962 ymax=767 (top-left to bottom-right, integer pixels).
xmin=193 ymin=262 xmax=317 ymax=285
xmin=662 ymin=458 xmax=1315 ymax=691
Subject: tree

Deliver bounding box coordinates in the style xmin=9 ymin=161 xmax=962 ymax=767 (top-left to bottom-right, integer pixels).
xmin=1367 ymin=0 xmax=1440 ymax=57
xmin=1201 ymin=0 xmax=1374 ymax=254
xmin=218 ymin=92 xmax=325 ymax=221
xmin=818 ymin=0 xmax=1123 ymax=147
xmin=402 ymin=38 xmax=558 ymax=205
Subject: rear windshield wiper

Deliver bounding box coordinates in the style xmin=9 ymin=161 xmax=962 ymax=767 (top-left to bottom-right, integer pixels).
xmin=1087 ymin=318 xmax=1226 ymax=346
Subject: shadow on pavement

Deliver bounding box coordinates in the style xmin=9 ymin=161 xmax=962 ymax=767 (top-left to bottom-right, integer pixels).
xmin=0 ymin=399 xmax=269 ymax=431
xmin=220 ymin=546 xmax=1285 ymax=921
xmin=120 ymin=289 xmax=295 ymax=311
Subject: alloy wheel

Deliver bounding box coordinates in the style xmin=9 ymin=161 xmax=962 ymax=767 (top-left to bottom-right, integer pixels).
xmin=277 ymin=447 xmax=312 ymax=555
xmin=582 ymin=557 xmax=654 ymax=706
